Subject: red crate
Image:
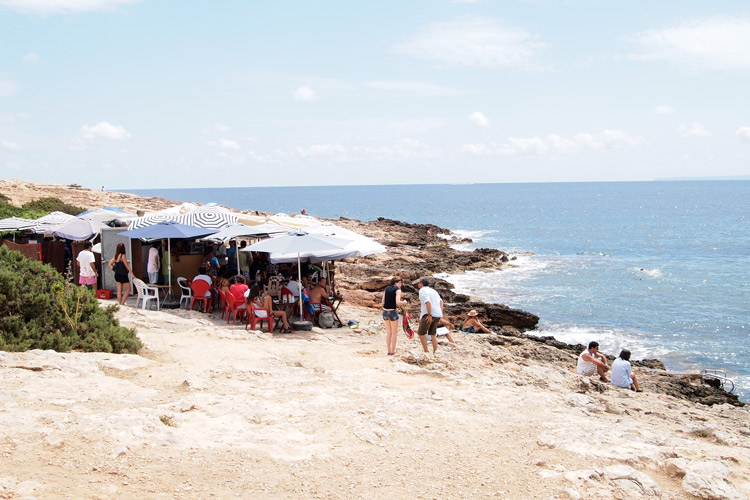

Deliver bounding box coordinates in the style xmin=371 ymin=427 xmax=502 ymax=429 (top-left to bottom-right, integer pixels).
xmin=96 ymin=289 xmax=113 ymax=299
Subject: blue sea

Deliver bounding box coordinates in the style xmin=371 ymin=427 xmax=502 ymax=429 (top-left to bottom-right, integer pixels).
xmin=126 ymin=181 xmax=750 ymax=401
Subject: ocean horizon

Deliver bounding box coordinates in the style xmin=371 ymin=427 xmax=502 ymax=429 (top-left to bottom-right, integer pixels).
xmin=124 ymin=180 xmax=750 ymax=400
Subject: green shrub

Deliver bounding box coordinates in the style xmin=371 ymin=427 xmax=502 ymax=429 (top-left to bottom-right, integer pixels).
xmin=21 ymin=197 xmax=86 ymax=217
xmin=0 ymin=246 xmax=142 ymax=353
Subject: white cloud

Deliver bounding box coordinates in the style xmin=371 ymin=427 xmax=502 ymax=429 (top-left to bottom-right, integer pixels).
xmin=0 ymin=79 xmax=18 ymax=97
xmin=71 ymin=121 xmax=130 ymax=150
xmin=626 ymin=16 xmax=750 ymax=70
xmin=469 ymin=111 xmax=490 ymax=127
xmin=292 ymin=139 xmax=439 ymax=164
xmin=735 ymin=126 xmax=750 ymax=142
xmin=678 ymin=123 xmax=711 ymax=137
xmin=1 ymin=140 xmax=21 ymax=152
xmin=364 ymin=80 xmax=464 ymax=97
xmin=209 ymin=138 xmax=240 ymax=150
xmin=393 ymin=17 xmax=546 ymax=69
xmin=463 ymin=129 xmax=643 ymax=156
xmin=0 ymin=0 xmax=143 ymax=15
xmin=23 ymin=52 xmax=40 ymax=63
xmin=293 ymin=86 xmax=317 ymax=102
xmin=654 ymin=105 xmax=674 ymax=114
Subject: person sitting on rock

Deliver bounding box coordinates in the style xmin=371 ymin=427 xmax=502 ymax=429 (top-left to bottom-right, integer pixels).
xmin=610 ymin=349 xmax=643 ymax=392
xmin=460 ymin=310 xmax=492 ymax=333
xmin=576 ymin=341 xmax=610 ymax=382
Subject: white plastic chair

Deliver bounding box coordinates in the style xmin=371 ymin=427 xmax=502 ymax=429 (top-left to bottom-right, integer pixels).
xmin=133 ymin=278 xmax=160 ymax=310
xmin=177 ymin=277 xmax=192 ymax=309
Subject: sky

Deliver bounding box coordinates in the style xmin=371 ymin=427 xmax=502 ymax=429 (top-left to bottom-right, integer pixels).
xmin=1 ymin=0 xmax=750 ymax=189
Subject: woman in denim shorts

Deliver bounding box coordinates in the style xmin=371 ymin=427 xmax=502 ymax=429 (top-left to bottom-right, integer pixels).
xmin=381 ymin=278 xmax=407 ymax=355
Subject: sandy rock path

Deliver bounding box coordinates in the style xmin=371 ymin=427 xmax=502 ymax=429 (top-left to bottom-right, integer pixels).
xmin=1 ymin=302 xmax=748 ymax=499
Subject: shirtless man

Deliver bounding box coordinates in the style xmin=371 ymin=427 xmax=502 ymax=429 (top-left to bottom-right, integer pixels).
xmin=308 ymin=278 xmax=330 ymax=311
xmin=576 ymin=341 xmax=610 ymax=382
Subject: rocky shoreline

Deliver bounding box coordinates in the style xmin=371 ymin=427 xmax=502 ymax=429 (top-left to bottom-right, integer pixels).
xmin=0 ymin=179 xmax=743 ymax=407
xmin=2 ymin=179 xmax=749 ymax=500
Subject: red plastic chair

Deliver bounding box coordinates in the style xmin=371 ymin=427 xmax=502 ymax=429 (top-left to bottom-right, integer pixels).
xmin=224 ymin=292 xmax=247 ymax=325
xmin=246 ymin=302 xmax=273 ymax=333
xmin=190 ymin=279 xmax=212 ymax=313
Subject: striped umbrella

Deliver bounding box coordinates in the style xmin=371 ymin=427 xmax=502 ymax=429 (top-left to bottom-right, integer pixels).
xmin=127 ymin=212 xmax=180 ymax=230
xmin=179 ymin=205 xmax=237 ymax=230
xmin=0 ymin=216 xmax=37 ymax=232
xmin=32 ymin=211 xmax=77 ymax=234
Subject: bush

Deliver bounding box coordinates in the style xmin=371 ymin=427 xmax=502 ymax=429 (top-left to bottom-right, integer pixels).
xmin=0 ymin=246 xmax=142 ymax=353
xmin=21 ymin=197 xmax=86 ymax=218
xmin=0 ymin=196 xmax=86 ymax=221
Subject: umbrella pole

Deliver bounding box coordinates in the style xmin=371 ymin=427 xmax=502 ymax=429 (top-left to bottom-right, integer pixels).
xmin=166 ymin=238 xmax=173 ymax=303
xmin=298 ymin=253 xmax=304 ymax=322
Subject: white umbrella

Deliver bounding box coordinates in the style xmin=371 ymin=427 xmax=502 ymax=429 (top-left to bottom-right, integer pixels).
xmin=32 ymin=211 xmax=76 ymax=234
xmin=78 ymin=207 xmax=136 ymax=225
xmin=0 ymin=216 xmax=36 ymax=232
xmin=203 ymin=223 xmax=289 ymax=274
xmin=51 ymin=218 xmax=108 ymax=241
xmin=244 ymin=230 xmax=348 ymax=323
xmin=268 ymin=222 xmax=386 ymax=263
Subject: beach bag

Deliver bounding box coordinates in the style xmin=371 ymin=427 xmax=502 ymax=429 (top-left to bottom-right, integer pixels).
xmin=401 ymin=306 xmax=414 ymax=339
xmin=319 ymin=312 xmax=335 ymax=329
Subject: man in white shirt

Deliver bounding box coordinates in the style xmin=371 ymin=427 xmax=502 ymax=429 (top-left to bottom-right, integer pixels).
xmin=147 ymin=242 xmax=161 ymax=284
xmin=76 ymin=241 xmax=98 ymax=292
xmin=576 ymin=341 xmax=610 ymax=382
xmin=417 ymin=277 xmax=443 ymax=353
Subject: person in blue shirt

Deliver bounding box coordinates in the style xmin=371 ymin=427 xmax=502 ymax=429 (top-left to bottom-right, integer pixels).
xmin=611 ymin=349 xmax=643 ymax=392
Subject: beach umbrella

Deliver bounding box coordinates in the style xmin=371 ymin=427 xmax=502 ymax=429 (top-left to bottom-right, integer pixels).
xmin=78 ymin=207 xmax=136 ymax=225
xmin=244 ymin=230 xmax=348 ymax=323
xmin=118 ymin=221 xmax=219 ymax=297
xmin=202 ymin=223 xmax=289 ymax=273
xmin=178 ymin=205 xmax=237 ymax=230
xmin=268 ymin=222 xmax=386 ymax=263
xmin=51 ymin=217 xmax=108 ymax=241
xmin=0 ymin=216 xmax=36 ymax=242
xmin=0 ymin=216 xmax=36 ymax=232
xmin=32 ymin=211 xmax=76 ymax=234
xmin=127 ymin=212 xmax=180 ymax=230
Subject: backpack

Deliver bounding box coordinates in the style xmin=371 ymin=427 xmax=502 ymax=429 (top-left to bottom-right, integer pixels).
xmin=319 ymin=311 xmax=335 ymax=329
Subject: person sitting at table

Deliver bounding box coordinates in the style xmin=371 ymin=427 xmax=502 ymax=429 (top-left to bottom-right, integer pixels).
xmin=229 ymin=275 xmax=249 ymax=306
xmin=308 ymin=279 xmax=331 ymax=311
xmin=285 ymin=277 xmax=302 ymax=298
xmin=193 ymin=267 xmax=213 ymax=297
xmin=246 ymin=284 xmax=292 ymax=333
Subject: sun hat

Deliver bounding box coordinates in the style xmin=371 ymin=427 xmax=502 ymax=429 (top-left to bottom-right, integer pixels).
xmin=467 ymin=310 xmax=478 ymax=317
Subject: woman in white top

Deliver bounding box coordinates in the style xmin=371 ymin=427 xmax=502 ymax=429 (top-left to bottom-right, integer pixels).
xmin=611 ymin=349 xmax=643 ymax=392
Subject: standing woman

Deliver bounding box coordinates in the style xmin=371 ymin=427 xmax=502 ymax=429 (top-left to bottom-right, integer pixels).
xmin=382 ymin=277 xmax=407 ymax=355
xmin=109 ymin=243 xmax=134 ymax=305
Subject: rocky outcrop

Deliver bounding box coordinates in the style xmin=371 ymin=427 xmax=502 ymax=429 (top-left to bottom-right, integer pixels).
xmin=333 ymin=217 xmax=540 ymax=331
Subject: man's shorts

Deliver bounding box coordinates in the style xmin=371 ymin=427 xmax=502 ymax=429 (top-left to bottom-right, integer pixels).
xmin=578 ymin=364 xmax=597 ymax=377
xmin=148 ymin=272 xmax=159 ymax=284
xmin=382 ymin=309 xmax=399 ymax=321
xmin=79 ymin=275 xmax=97 ymax=286
xmin=417 ymin=315 xmax=439 ymax=337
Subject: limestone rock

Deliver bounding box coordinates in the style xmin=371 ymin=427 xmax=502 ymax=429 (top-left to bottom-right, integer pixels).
xmin=682 ymin=461 xmax=744 ymax=500
xmin=602 ymin=465 xmax=662 ymax=499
